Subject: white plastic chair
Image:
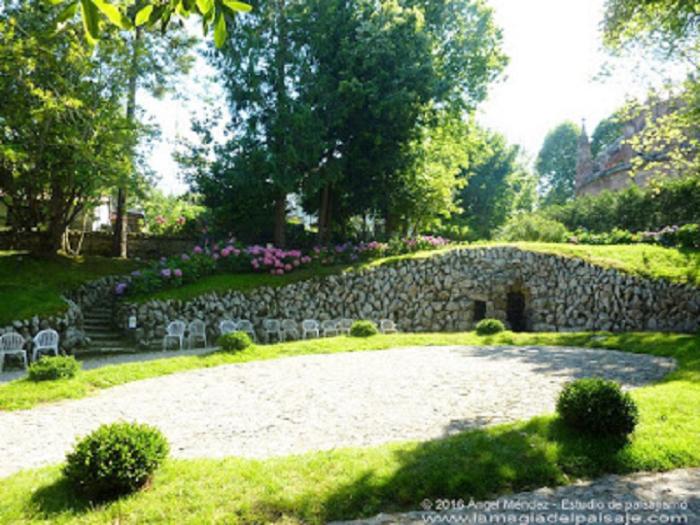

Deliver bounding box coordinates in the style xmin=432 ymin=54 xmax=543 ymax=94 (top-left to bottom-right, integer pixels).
xmin=302 ymin=319 xmax=320 ymax=339
xmin=338 ymin=318 xmax=353 ymax=335
xmin=263 ymin=319 xmax=283 ymax=343
xmin=380 ymin=319 xmax=398 ymax=334
xmin=281 ymin=319 xmax=300 ymax=341
xmin=219 ymin=319 xmax=238 ymax=335
xmin=32 ymin=329 xmax=59 ymax=361
xmin=188 ymin=320 xmax=207 ymax=349
xmin=321 ymin=320 xmax=339 ymax=337
xmin=0 ymin=332 xmax=28 ymax=372
xmin=162 ymin=320 xmax=186 ymax=351
xmin=236 ymin=320 xmax=257 ymax=342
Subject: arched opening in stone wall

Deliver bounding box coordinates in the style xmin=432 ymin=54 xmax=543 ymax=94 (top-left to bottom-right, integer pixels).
xmin=506 ymin=291 xmax=527 ymax=332
xmin=473 ymin=300 xmax=487 ymax=323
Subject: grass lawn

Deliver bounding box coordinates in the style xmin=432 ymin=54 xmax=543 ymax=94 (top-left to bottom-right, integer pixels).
xmin=0 ymin=252 xmax=139 ymax=326
xmin=134 ymin=243 xmax=700 ymax=304
xmin=0 ymin=332 xmax=698 ymax=524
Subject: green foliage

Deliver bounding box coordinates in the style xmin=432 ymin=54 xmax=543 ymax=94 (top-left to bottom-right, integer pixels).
xmin=475 ymin=318 xmax=505 ymax=335
xmin=676 ymin=224 xmax=700 ymax=249
xmin=497 ymin=214 xmax=571 ymax=243
xmin=51 ymin=0 xmax=251 ymax=47
xmin=349 ymin=320 xmax=379 ymax=338
xmin=63 ymin=422 xmax=169 ymax=501
xmin=217 ymin=331 xmax=252 ymax=351
xmin=557 ymin=378 xmax=639 ymax=438
xmin=28 ymin=356 xmax=81 ymax=382
xmin=138 ymin=189 xmax=205 ymax=236
xmin=536 ymin=121 xmax=581 ymax=206
xmin=185 ymin=0 xmax=507 ymax=243
xmin=591 ymin=114 xmax=624 ymax=157
xmin=545 ymin=176 xmax=700 ymax=233
xmin=456 ymin=128 xmax=536 ymax=239
xmin=603 ymin=0 xmax=699 ymax=55
xmin=0 ymin=2 xmax=137 ymax=253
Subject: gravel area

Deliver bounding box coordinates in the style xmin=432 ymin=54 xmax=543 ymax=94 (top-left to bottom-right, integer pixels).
xmin=0 ymin=345 xmax=675 ymax=478
xmin=332 ymin=468 xmax=700 ymax=525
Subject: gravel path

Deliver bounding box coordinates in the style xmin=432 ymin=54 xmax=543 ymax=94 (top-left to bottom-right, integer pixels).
xmin=332 ymin=468 xmax=700 ymax=525
xmin=0 ymin=346 xmax=675 ymax=478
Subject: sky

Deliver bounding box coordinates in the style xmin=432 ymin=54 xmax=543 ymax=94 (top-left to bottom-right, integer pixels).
xmin=145 ymin=0 xmax=687 ymax=195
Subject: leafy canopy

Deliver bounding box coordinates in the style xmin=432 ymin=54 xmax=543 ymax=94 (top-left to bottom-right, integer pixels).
xmin=48 ymin=0 xmax=251 ymax=46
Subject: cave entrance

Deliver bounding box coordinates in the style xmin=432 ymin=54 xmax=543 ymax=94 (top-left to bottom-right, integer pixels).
xmin=473 ymin=300 xmax=487 ymax=323
xmin=506 ymin=291 xmax=527 ymax=332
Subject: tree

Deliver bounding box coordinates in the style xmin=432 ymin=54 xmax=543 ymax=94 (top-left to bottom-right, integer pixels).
xmin=456 ymin=129 xmax=536 ymax=239
xmin=296 ymin=0 xmax=507 ymax=239
xmin=603 ymin=0 xmax=699 ymax=63
xmin=591 ymin=113 xmax=624 ymax=157
xmin=0 ymin=1 xmax=137 ymax=254
xmin=187 ymin=0 xmax=506 ymax=244
xmin=536 ymin=121 xmax=580 ymax=206
xmin=602 ymin=0 xmax=699 ymax=180
xmin=111 ymin=20 xmax=195 ymax=257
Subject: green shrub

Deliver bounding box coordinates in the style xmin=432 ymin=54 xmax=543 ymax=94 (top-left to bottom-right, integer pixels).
xmin=475 ymin=318 xmax=505 ymax=335
xmin=350 ymin=320 xmax=379 ymax=337
xmin=497 ymin=214 xmax=570 ymax=243
xmin=64 ymin=422 xmax=169 ymax=501
xmin=676 ymin=223 xmax=700 ymax=249
xmin=545 ymin=176 xmax=700 ymax=233
xmin=217 ymin=331 xmax=253 ymax=351
xmin=556 ymin=378 xmax=639 ymax=438
xmin=28 ymin=355 xmax=80 ymax=382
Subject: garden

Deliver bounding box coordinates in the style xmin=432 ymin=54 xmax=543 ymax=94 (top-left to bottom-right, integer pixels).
xmin=1 ymin=0 xmax=699 ymax=523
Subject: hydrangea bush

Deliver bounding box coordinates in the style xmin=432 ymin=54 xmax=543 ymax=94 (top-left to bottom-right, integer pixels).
xmin=115 ymin=236 xmax=450 ymax=297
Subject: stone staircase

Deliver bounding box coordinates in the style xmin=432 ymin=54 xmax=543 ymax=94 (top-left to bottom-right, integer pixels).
xmin=80 ymin=304 xmax=134 ymax=355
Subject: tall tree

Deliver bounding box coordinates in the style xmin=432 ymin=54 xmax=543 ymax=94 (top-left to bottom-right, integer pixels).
xmin=536 ymin=121 xmax=580 ymax=206
xmin=456 ymin=129 xmax=535 ymax=239
xmin=0 ymin=0 xmax=137 ymax=254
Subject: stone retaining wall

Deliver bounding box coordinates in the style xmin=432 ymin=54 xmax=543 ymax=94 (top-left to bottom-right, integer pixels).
xmin=0 ymin=276 xmax=119 ymax=356
xmin=117 ymin=247 xmax=700 ymax=345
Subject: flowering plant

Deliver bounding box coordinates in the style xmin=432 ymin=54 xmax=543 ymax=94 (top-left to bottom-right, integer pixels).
xmin=115 ymin=235 xmax=452 ymax=297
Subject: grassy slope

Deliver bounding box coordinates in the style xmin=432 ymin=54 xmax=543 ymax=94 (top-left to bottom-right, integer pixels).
xmin=135 ymin=243 xmax=700 ymax=304
xmin=0 ymin=252 xmax=139 ymax=326
xmin=0 ymin=332 xmax=698 ymax=524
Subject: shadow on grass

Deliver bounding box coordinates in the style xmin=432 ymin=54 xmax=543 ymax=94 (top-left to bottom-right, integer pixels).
xmin=319 ymin=417 xmax=631 ymax=522
xmin=29 ymin=477 xmax=94 ymax=517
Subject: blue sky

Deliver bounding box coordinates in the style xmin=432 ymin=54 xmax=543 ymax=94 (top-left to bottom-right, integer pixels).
xmin=144 ymin=0 xmax=688 ymax=195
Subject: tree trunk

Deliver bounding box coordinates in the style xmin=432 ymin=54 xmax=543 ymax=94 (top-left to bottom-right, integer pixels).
xmin=317 ymin=184 xmax=332 ymax=244
xmin=112 ymin=187 xmax=128 ymax=257
xmin=273 ymin=194 xmax=286 ymax=247
xmin=113 ymin=28 xmax=141 ymax=258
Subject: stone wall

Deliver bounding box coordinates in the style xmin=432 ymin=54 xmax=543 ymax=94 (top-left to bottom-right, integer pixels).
xmin=0 ymin=231 xmax=196 ymax=259
xmin=117 ymin=247 xmax=700 ymax=345
xmin=0 ymin=276 xmax=119 ymax=356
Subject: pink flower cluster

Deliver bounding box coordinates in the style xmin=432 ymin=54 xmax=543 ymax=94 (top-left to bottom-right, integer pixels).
xmin=246 ymin=245 xmax=310 ymax=275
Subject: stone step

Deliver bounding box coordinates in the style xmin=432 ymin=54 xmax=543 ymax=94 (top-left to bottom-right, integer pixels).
xmin=85 ymin=332 xmax=123 ymax=340
xmin=75 ymin=348 xmax=138 ymax=358
xmin=84 ymin=319 xmax=113 ymax=327
xmin=87 ymin=339 xmax=127 ymax=348
xmin=83 ymin=314 xmax=114 ymax=321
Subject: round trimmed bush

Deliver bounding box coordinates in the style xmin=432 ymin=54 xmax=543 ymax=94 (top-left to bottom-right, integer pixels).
xmin=556 ymin=378 xmax=639 ymax=438
xmin=64 ymin=422 xmax=169 ymax=501
xmin=475 ymin=318 xmax=505 ymax=335
xmin=217 ymin=331 xmax=253 ymax=351
xmin=350 ymin=320 xmax=379 ymax=337
xmin=28 ymin=355 xmax=80 ymax=381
